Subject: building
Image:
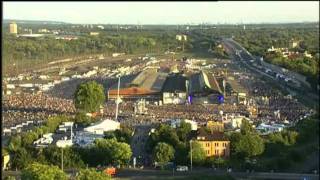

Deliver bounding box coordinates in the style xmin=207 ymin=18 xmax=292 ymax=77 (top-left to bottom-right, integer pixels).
xmin=84 ymin=119 xmax=120 ymax=135
xmin=256 ymin=123 xmax=285 ymax=135
xmin=74 ymin=131 xmax=104 ymax=147
xmin=189 ymin=71 xmax=224 ymax=104
xmin=223 ymin=114 xmax=249 ymax=129
xmin=9 ymin=22 xmax=18 ymax=34
xmin=38 ymin=28 xmax=50 ymax=33
xmin=169 ymin=119 xmax=198 ymax=131
xmin=206 ymin=121 xmax=224 ymax=132
xmin=108 ymin=68 xmax=168 ymax=100
xmin=17 ymin=34 xmax=45 ymax=38
xmin=194 ymin=129 xmax=230 ymax=158
xmin=33 ymin=133 xmax=54 ymax=147
xmin=97 ymin=25 xmax=104 ymax=29
xmin=55 ymin=35 xmax=78 ymax=40
xmin=162 ymin=73 xmax=187 ymax=104
xmin=90 ymin=32 xmax=99 ymax=36
xmin=2 ymin=150 xmax=10 ymax=170
xmin=176 ymin=34 xmax=187 ymax=41
xmin=290 ymin=40 xmax=299 ymax=48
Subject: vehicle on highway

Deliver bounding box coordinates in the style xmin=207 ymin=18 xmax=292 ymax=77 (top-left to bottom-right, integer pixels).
xmin=176 ymin=166 xmax=188 ymax=172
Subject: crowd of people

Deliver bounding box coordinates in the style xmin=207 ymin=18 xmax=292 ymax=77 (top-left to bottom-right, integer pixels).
xmin=3 ymin=110 xmax=53 ymax=128
xmin=239 ymin=77 xmax=311 ymax=124
xmin=3 ymin=93 xmax=75 ymax=113
xmin=2 ymin=93 xmax=75 ymax=128
xmin=2 ymin=70 xmax=312 ymax=132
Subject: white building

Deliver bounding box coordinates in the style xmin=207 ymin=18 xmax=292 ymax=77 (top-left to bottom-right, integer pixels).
xmin=33 ymin=133 xmax=54 ymax=147
xmin=84 ymin=119 xmax=120 ymax=135
xmin=74 ymin=131 xmax=104 ymax=147
xmin=256 ymin=123 xmax=285 ymax=135
xmin=176 ymin=34 xmax=187 ymax=41
xmin=223 ymin=114 xmax=250 ymax=129
xmin=168 ymin=119 xmax=198 ymax=131
xmin=56 ymin=138 xmax=73 ymax=147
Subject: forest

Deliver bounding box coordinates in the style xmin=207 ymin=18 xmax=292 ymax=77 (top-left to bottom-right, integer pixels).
xmin=3 ymin=23 xmax=319 ymax=86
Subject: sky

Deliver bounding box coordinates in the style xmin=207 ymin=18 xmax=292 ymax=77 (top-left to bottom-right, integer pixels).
xmin=3 ymin=1 xmax=320 ymax=24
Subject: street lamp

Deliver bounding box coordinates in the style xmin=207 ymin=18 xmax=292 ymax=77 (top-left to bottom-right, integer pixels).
xmin=56 ymin=126 xmax=73 ymax=171
xmin=190 ymin=140 xmax=193 ymax=171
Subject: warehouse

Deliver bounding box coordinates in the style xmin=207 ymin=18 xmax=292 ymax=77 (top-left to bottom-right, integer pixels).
xmin=189 ymin=71 xmax=224 ymax=104
xmin=108 ymin=68 xmax=168 ymax=100
xmin=162 ymin=73 xmax=187 ymax=104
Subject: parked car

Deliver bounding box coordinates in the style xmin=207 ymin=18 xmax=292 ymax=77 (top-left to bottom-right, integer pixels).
xmin=176 ymin=166 xmax=188 ymax=172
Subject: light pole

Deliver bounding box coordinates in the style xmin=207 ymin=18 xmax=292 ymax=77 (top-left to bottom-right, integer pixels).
xmin=61 ymin=148 xmax=64 ymax=171
xmin=190 ymin=140 xmax=193 ymax=171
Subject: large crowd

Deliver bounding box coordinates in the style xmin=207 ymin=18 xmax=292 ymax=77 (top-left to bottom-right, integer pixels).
xmin=2 ymin=93 xmax=75 ymax=128
xmin=239 ymin=76 xmax=311 ymax=123
xmin=3 ymin=93 xmax=75 ymax=113
xmin=2 ymin=69 xmax=313 ymax=132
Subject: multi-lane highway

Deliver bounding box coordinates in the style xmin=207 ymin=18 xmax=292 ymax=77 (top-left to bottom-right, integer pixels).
xmin=222 ymin=38 xmax=319 ymax=109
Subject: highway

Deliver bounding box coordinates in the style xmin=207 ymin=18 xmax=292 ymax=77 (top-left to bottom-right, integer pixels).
xmin=222 ymin=38 xmax=319 ymax=109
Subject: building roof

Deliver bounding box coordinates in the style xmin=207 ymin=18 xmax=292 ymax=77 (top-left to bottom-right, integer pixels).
xmin=196 ymin=128 xmax=228 ymax=141
xmin=109 ymin=69 xmax=168 ymax=96
xmin=189 ymin=73 xmax=202 ymax=94
xmin=161 ymin=73 xmax=187 ymax=93
xmin=201 ymin=71 xmax=223 ymax=94
xmin=189 ymin=72 xmax=223 ymax=95
xmin=130 ymin=68 xmax=167 ymax=91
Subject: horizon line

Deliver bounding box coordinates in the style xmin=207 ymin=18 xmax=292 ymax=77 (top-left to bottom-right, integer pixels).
xmin=4 ymin=19 xmax=320 ymax=26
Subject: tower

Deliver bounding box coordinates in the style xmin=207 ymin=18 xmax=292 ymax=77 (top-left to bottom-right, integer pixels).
xmin=9 ymin=22 xmax=18 ymax=34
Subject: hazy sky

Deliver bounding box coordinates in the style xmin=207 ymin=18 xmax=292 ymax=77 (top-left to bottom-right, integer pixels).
xmin=3 ymin=1 xmax=320 ymax=24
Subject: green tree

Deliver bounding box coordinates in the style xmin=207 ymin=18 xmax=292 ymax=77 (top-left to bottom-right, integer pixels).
xmin=157 ymin=124 xmax=180 ymax=147
xmin=21 ymin=162 xmax=68 ymax=180
xmin=94 ymin=138 xmax=132 ymax=166
xmin=76 ymin=168 xmax=111 ymax=180
xmin=11 ymin=147 xmax=33 ymax=170
xmin=240 ymin=119 xmax=255 ymax=135
xmin=74 ymin=112 xmax=92 ymax=126
xmin=234 ymin=133 xmax=265 ymax=158
xmin=74 ymin=81 xmax=105 ymax=113
xmin=152 ymin=142 xmax=175 ymax=167
xmin=189 ymin=141 xmax=206 ymax=165
xmin=174 ymin=143 xmax=189 ymax=165
xmin=177 ymin=120 xmax=192 ymax=142
xmin=4 ymin=176 xmax=16 ymax=180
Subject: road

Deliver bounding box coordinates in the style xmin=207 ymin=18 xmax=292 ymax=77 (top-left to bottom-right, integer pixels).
xmin=115 ymin=168 xmax=319 ymax=180
xmin=3 ymin=167 xmax=319 ymax=180
xmin=130 ymin=124 xmax=153 ymax=167
xmin=222 ymin=38 xmax=319 ymax=109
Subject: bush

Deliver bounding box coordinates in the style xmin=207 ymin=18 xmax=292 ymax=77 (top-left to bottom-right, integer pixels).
xmin=76 ymin=168 xmax=111 ymax=180
xmin=21 ymin=162 xmax=68 ymax=180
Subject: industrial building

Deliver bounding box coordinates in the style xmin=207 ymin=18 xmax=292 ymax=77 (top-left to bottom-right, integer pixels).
xmin=162 ymin=73 xmax=187 ymax=104
xmin=108 ymin=68 xmax=168 ymax=100
xmin=188 ymin=71 xmax=224 ymax=104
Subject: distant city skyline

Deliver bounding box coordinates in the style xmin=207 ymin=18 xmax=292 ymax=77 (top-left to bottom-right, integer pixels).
xmin=3 ymin=1 xmax=320 ymax=25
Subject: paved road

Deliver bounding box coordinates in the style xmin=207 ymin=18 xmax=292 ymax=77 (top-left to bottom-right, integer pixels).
xmin=222 ymin=38 xmax=319 ymax=109
xmin=130 ymin=124 xmax=153 ymax=167
xmin=3 ymin=168 xmax=319 ymax=180
xmin=115 ymin=168 xmax=319 ymax=180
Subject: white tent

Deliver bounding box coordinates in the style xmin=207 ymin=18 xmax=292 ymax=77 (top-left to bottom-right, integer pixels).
xmin=84 ymin=119 xmax=120 ymax=135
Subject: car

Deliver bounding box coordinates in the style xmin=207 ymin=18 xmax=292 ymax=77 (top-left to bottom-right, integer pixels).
xmin=176 ymin=166 xmax=188 ymax=172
